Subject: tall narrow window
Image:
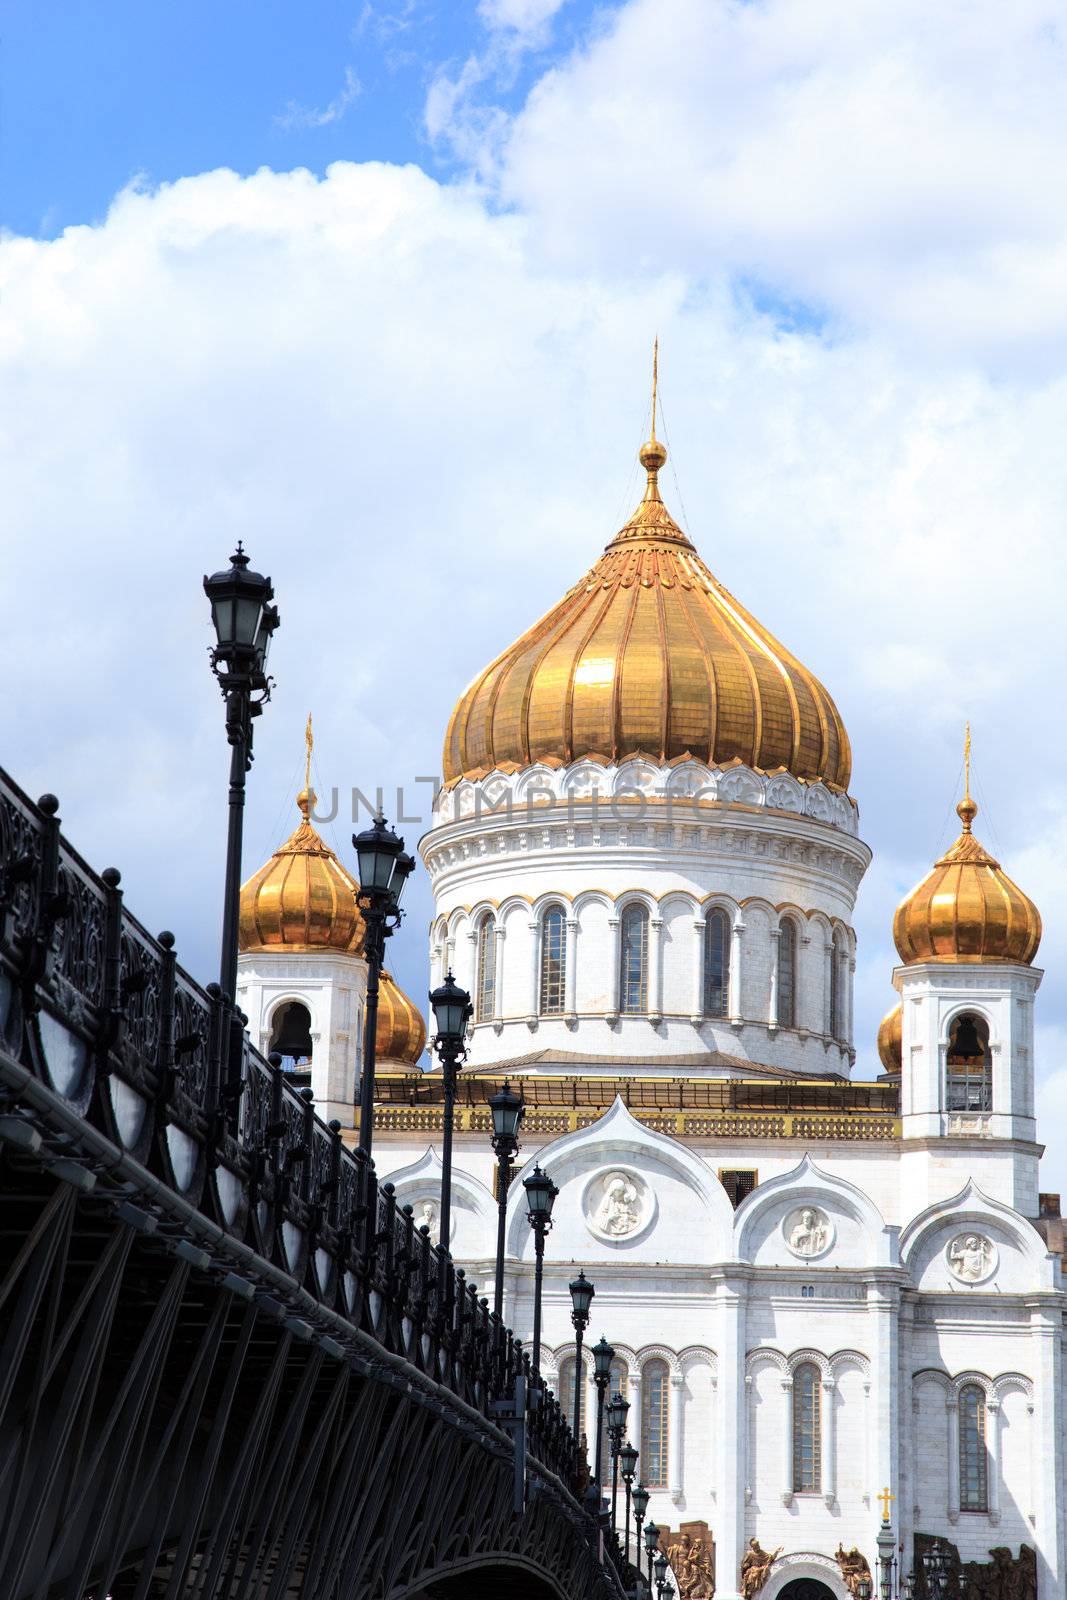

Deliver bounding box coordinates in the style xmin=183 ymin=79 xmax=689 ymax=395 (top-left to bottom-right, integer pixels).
xmin=559 ymin=1355 xmax=587 ymax=1445
xmin=704 ymin=907 xmax=731 ymax=1018
xmin=540 ymin=904 xmax=567 ymax=1015
xmin=959 ymin=1385 xmax=988 ymax=1511
xmin=619 ymin=905 xmax=649 ymax=1014
xmin=791 ymin=1363 xmax=821 ymax=1492
xmin=830 ymin=931 xmax=845 ymax=1040
xmin=778 ymin=919 xmax=798 ymax=1029
xmin=599 ymin=1360 xmax=629 ymax=1476
xmin=476 ymin=917 xmax=496 ymax=1022
xmin=640 ymin=1360 xmax=669 ymax=1489
xmin=947 ymin=1013 xmax=992 ymax=1112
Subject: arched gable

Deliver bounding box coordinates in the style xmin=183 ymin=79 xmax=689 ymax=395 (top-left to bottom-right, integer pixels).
xmin=899 ymin=1179 xmax=1056 ymax=1292
xmin=377 ymin=1146 xmax=495 ymax=1259
xmin=734 ymin=1153 xmax=892 ymax=1267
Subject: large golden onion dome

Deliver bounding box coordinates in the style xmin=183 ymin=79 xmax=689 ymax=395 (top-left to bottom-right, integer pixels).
xmin=877 ymin=1003 xmax=902 ymax=1074
xmin=893 ymin=792 xmax=1040 ymax=967
xmin=373 ymin=970 xmax=427 ymax=1066
xmin=239 ymin=789 xmax=365 ymax=955
xmin=444 ymin=422 xmax=851 ymax=789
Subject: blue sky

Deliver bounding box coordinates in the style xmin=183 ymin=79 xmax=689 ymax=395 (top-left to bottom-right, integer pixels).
xmin=2 ymin=0 xmax=606 ymax=237
xmin=4 ymin=0 xmax=1067 ymax=1186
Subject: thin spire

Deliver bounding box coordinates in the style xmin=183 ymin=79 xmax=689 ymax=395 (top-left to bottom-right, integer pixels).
xmin=305 ymin=712 xmax=314 ymax=795
xmin=650 ymin=336 xmax=659 ymax=442
xmin=964 ymin=720 xmax=971 ymax=805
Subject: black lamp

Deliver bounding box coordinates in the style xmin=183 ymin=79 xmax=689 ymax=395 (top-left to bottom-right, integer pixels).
xmin=489 ymin=1080 xmax=524 ymax=1318
xmin=568 ymin=1268 xmax=594 ymax=1455
xmin=591 ymin=1336 xmax=614 ymax=1489
xmin=427 ymin=970 xmax=473 ymax=1247
xmin=633 ymin=1483 xmax=649 ymax=1522
xmin=607 ymin=1391 xmax=630 ymax=1435
xmin=522 ymin=1164 xmax=558 ymax=1374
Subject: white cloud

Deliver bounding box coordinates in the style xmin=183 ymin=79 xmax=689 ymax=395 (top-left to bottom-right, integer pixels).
xmin=277 ymin=67 xmax=362 ymax=131
xmin=2 ymin=0 xmax=1067 ymax=1191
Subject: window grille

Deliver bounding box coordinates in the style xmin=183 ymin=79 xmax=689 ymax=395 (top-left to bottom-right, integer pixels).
xmin=619 ymin=905 xmax=649 ymax=1013
xmin=476 ymin=918 xmax=496 ymax=1021
xmin=946 ymin=1013 xmax=992 ymax=1112
xmin=718 ymin=1168 xmax=757 ymax=1209
xmin=778 ymin=920 xmax=797 ymax=1028
xmin=791 ymin=1363 xmax=821 ymax=1492
xmin=830 ymin=932 xmax=845 ymax=1040
xmin=640 ymin=1361 xmax=669 ymax=1488
xmin=704 ymin=907 xmax=731 ymax=1017
xmin=540 ymin=905 xmax=566 ymax=1014
xmin=959 ymin=1385 xmax=989 ymax=1511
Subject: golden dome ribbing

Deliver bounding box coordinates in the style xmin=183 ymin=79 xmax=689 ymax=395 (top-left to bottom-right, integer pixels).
xmin=239 ymin=790 xmax=365 ymax=955
xmin=877 ymin=1003 xmax=902 ymax=1074
xmin=443 ymin=433 xmax=851 ymax=789
xmin=373 ymin=971 xmax=427 ymax=1066
xmin=893 ymin=795 xmax=1040 ymax=967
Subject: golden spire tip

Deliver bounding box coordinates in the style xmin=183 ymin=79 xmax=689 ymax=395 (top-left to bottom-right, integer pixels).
xmin=957 ymin=720 xmax=977 ymax=831
xmin=639 ymin=336 xmax=667 ymax=476
xmin=299 ymin=713 xmax=315 ymax=816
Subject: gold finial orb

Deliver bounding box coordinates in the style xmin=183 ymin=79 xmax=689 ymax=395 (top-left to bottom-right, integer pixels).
xmin=639 ymin=437 xmax=667 ymax=473
xmin=957 ymin=795 xmax=978 ymax=832
xmin=297 ymin=786 xmax=316 ymax=818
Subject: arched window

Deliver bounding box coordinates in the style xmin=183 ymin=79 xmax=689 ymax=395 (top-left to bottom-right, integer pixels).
xmin=640 ymin=1360 xmax=669 ymax=1489
xmin=619 ymin=905 xmax=649 ymax=1014
xmin=559 ymin=1355 xmax=587 ymax=1445
xmin=830 ymin=930 xmax=846 ymax=1040
xmin=599 ymin=1360 xmax=629 ymax=1475
xmin=947 ymin=1013 xmax=992 ymax=1112
xmin=778 ymin=919 xmax=798 ymax=1029
xmin=791 ymin=1363 xmax=821 ymax=1493
xmin=476 ymin=917 xmax=497 ymax=1022
xmin=959 ymin=1385 xmax=988 ymax=1511
xmin=270 ymin=1001 xmax=312 ymax=1075
xmin=703 ymin=907 xmax=731 ymax=1018
xmin=539 ymin=904 xmax=567 ymax=1015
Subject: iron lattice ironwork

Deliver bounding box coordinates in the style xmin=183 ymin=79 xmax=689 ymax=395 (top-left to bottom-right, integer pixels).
xmin=0 ymin=769 xmax=632 ymax=1600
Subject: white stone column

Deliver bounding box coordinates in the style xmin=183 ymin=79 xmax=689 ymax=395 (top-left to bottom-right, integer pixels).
xmin=715 ymin=1275 xmax=748 ymax=1600
xmin=869 ymin=1283 xmax=900 ymax=1529
xmin=649 ymin=917 xmax=664 ymax=1022
xmin=986 ymin=1399 xmax=1001 ymax=1524
xmin=768 ymin=927 xmax=780 ymax=1029
xmin=728 ymin=921 xmax=744 ymax=1026
xmin=669 ymin=1371 xmax=684 ymax=1502
xmin=464 ymin=928 xmax=477 ymax=1007
xmin=690 ymin=918 xmax=705 ymax=1022
xmin=1030 ymin=1303 xmax=1064 ymax=1595
xmin=781 ymin=1376 xmax=794 ymax=1504
xmin=565 ymin=915 xmax=578 ymax=1020
xmin=526 ymin=919 xmax=540 ymax=1021
xmin=628 ymin=1372 xmax=643 ymax=1479
xmin=822 ymin=1378 xmax=836 ymax=1506
xmin=607 ymin=916 xmax=621 ymax=1019
xmin=946 ymin=1396 xmax=960 ymax=1522
xmin=492 ymin=925 xmax=506 ymax=1026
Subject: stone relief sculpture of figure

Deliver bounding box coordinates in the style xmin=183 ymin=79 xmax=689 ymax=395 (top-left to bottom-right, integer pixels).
xmin=595 ymin=1173 xmax=641 ymax=1236
xmin=960 ymin=1544 xmax=1037 ymax=1600
xmin=418 ymin=1200 xmax=440 ymax=1246
xmin=788 ymin=1206 xmax=830 ymax=1257
xmin=666 ymin=1527 xmax=715 ymax=1600
xmin=740 ymin=1538 xmax=781 ymax=1598
xmin=948 ymin=1233 xmax=995 ymax=1283
xmin=836 ymin=1544 xmax=873 ymax=1597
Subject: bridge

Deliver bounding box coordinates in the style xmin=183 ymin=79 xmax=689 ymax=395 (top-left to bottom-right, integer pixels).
xmin=0 ymin=771 xmax=634 ymax=1600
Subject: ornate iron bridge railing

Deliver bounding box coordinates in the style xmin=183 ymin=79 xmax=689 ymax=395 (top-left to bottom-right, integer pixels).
xmin=0 ymin=767 xmax=634 ymax=1600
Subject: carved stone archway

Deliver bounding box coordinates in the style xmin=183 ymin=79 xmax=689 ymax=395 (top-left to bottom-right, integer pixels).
xmin=762 ymin=1552 xmax=850 ymax=1600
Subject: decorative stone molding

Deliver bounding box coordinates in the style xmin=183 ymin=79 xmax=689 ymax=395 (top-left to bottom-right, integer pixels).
xmin=583 ymin=1167 xmax=656 ymax=1244
xmin=783 ymin=1203 xmax=835 ymax=1260
xmin=946 ymin=1231 xmax=998 ymax=1283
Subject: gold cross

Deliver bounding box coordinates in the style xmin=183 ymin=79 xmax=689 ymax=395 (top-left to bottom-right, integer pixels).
xmin=304 ymin=712 xmax=314 ymax=794
xmin=650 ymin=336 xmax=660 ymax=441
xmin=877 ymin=1485 xmax=895 ymax=1522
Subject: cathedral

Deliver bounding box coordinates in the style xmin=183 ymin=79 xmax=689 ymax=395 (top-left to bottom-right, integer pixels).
xmin=236 ymin=399 xmax=1064 ymax=1600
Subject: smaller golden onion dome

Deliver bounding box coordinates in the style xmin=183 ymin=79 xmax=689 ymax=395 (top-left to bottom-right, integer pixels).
xmin=893 ymin=794 xmax=1041 ymax=967
xmin=877 ymin=1003 xmax=902 ymax=1075
xmin=373 ymin=970 xmax=427 ymax=1066
xmin=239 ymin=789 xmax=365 ymax=955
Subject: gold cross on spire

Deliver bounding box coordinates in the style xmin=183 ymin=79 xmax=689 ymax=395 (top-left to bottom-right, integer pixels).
xmin=304 ymin=712 xmax=314 ymax=795
xmin=877 ymin=1485 xmax=895 ymax=1522
xmin=650 ymin=335 xmax=659 ymax=442
xmin=964 ymin=720 xmax=971 ymax=805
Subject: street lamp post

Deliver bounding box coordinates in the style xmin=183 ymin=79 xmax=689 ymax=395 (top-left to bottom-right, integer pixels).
xmin=631 ymin=1483 xmax=649 ymax=1583
xmin=643 ymin=1520 xmax=660 ymax=1591
xmin=619 ymin=1440 xmax=638 ymax=1561
xmin=489 ymin=1081 xmax=524 ymax=1317
xmin=921 ymin=1541 xmax=951 ymax=1600
xmin=522 ymin=1163 xmax=558 ymax=1373
xmin=606 ymin=1389 xmax=630 ymax=1534
xmin=592 ymin=1336 xmax=614 ymax=1488
xmin=428 ymin=971 xmax=473 ymax=1246
xmin=203 ymin=545 xmax=279 ymax=1001
xmin=354 ymin=814 xmax=415 ymax=1158
xmin=653 ymin=1549 xmax=668 ymax=1597
xmin=568 ymin=1269 xmax=594 ymax=1446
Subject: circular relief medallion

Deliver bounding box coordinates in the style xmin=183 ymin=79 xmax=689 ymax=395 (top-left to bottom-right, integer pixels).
xmin=411 ymin=1196 xmax=453 ymax=1246
xmin=783 ymin=1205 xmax=834 ymax=1260
xmin=946 ymin=1232 xmax=998 ymax=1284
xmin=584 ymin=1169 xmax=654 ymax=1244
